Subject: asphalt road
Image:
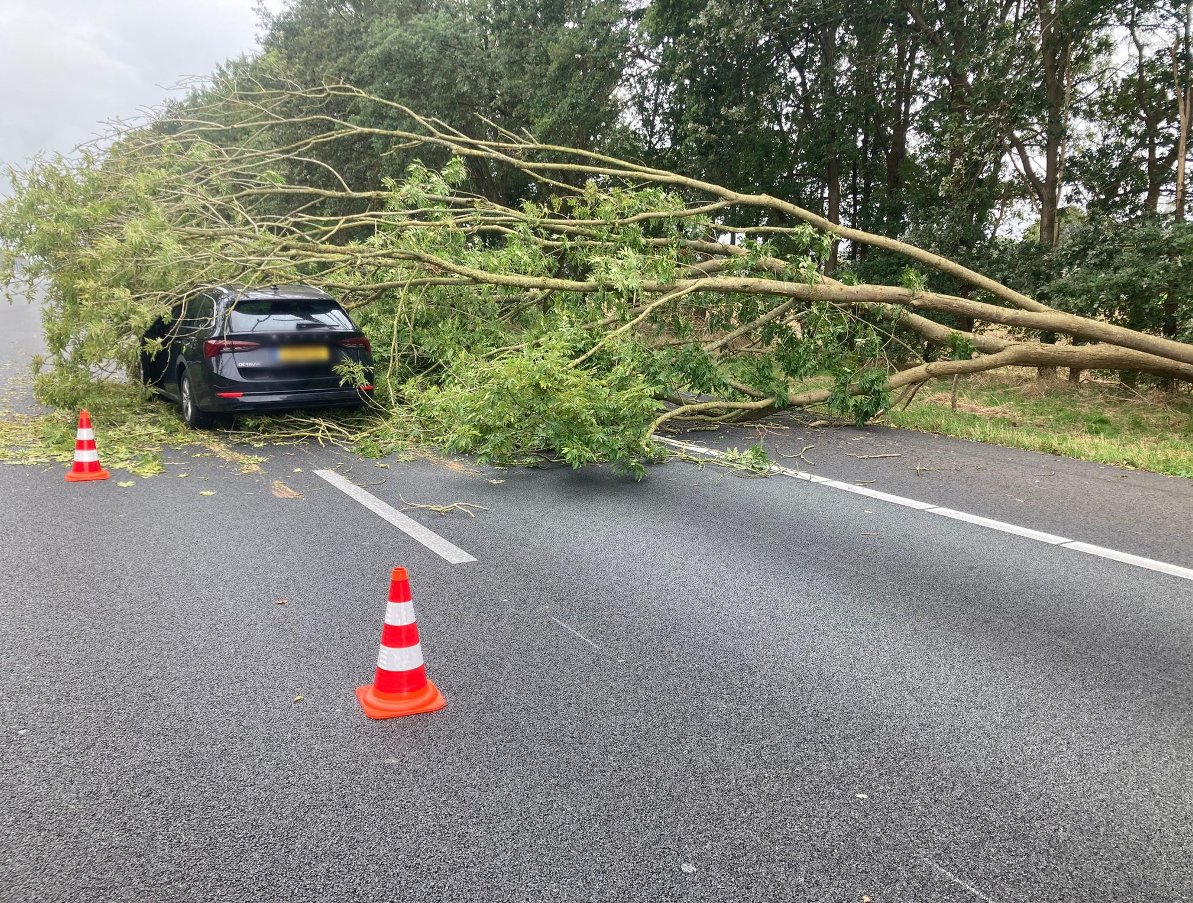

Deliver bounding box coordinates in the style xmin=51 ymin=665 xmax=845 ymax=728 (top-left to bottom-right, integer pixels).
xmin=673 ymin=416 xmax=1193 ymax=571
xmin=2 ymin=294 xmax=1192 ymax=902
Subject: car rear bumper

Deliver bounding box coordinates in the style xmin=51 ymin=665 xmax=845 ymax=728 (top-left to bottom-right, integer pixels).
xmin=201 ymin=386 xmax=374 ymax=413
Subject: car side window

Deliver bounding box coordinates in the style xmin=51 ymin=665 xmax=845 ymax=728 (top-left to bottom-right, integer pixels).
xmin=182 ymin=295 xmax=216 ymax=335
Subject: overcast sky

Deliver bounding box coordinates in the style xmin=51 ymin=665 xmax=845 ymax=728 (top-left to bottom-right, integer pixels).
xmin=0 ymin=1 xmax=286 ymax=171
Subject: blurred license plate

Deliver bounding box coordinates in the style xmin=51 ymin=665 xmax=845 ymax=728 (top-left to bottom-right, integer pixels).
xmin=277 ymin=346 xmax=330 ymax=364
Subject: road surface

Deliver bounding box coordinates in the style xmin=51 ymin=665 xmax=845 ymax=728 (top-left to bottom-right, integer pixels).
xmin=2 ymin=292 xmax=1191 ymax=902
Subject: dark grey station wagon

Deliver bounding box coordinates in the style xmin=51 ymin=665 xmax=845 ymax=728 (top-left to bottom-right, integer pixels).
xmin=140 ymin=285 xmax=375 ymax=428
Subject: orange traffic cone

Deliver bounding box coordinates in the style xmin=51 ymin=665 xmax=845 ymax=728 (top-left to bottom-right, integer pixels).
xmin=356 ymin=567 xmax=446 ymax=719
xmin=64 ymin=410 xmax=110 ymax=483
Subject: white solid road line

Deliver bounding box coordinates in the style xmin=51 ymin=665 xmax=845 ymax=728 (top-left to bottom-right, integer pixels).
xmin=654 ymin=436 xmax=1193 ymax=583
xmin=1062 ymin=541 xmax=1193 ymax=582
xmin=314 ymin=469 xmax=477 ymax=565
xmin=927 ymin=507 xmax=1071 ymax=545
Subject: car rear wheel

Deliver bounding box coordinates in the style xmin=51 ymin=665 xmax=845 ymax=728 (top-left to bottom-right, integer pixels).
xmin=179 ymin=371 xmax=215 ymax=430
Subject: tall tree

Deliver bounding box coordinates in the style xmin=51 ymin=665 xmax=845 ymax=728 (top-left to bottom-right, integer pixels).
xmin=258 ymin=0 xmax=634 ymax=202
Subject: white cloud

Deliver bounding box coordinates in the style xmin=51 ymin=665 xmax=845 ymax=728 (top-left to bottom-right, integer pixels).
xmin=0 ymin=1 xmax=284 ymax=169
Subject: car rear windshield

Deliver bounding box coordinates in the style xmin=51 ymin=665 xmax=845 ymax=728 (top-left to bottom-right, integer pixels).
xmin=226 ymin=299 xmax=354 ymax=333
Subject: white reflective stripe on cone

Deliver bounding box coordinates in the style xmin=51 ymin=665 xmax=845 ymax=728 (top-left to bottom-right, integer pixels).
xmin=377 ymin=643 xmax=424 ymax=673
xmin=74 ymin=450 xmax=99 ymax=463
xmin=383 ymin=601 xmax=417 ymax=627
xmin=77 ymin=428 xmax=95 ymax=441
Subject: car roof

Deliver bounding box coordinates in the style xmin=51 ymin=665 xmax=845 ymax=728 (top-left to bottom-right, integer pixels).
xmin=205 ymin=284 xmax=336 ymax=303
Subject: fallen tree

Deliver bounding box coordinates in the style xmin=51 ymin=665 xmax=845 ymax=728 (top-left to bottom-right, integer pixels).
xmin=2 ymin=79 xmax=1191 ymax=473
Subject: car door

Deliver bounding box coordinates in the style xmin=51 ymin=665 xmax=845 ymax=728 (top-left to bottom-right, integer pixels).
xmin=141 ymin=302 xmax=186 ymax=395
xmin=140 ymin=315 xmax=171 ymax=388
xmin=175 ymin=294 xmax=217 ymax=390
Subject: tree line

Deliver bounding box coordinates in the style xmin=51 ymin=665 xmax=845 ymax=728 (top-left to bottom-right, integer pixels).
xmin=252 ymin=0 xmax=1193 ymax=347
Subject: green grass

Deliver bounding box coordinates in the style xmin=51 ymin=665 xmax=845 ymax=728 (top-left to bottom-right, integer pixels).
xmin=886 ymin=374 xmax=1193 ymax=478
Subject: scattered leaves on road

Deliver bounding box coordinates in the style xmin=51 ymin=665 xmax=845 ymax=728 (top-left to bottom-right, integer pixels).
xmin=116 ymin=480 xmax=135 ymax=487
xmin=271 ymin=480 xmax=302 ymax=499
xmin=293 ymin=695 xmax=304 ymax=703
xmin=199 ymin=490 xmax=215 ymax=496
xmin=274 ymin=599 xmax=288 ymax=606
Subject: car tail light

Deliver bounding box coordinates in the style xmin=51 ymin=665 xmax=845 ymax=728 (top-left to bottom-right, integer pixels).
xmin=215 ymin=392 xmax=244 ymax=398
xmin=204 ymin=339 xmax=260 ymax=358
xmin=339 ymin=336 xmax=372 ymax=353
xmin=360 ymin=385 xmax=374 ymax=391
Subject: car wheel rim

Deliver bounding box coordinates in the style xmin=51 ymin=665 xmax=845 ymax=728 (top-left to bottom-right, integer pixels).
xmin=182 ymin=381 xmax=192 ymax=419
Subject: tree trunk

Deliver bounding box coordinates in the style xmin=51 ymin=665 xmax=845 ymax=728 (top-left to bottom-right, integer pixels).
xmin=1175 ymin=4 xmax=1192 ymax=221
xmin=826 ymin=155 xmax=841 ymax=273
xmin=1033 ymin=1 xmax=1070 ymax=380
xmin=1037 ymin=2 xmax=1066 ymax=247
xmin=821 ymin=23 xmax=842 ymax=273
xmin=1175 ymin=82 xmax=1190 ymax=223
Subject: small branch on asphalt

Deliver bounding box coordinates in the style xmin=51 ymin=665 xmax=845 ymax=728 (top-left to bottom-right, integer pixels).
xmin=777 ymin=444 xmax=817 ymax=465
xmin=399 ymin=497 xmax=488 ymax=517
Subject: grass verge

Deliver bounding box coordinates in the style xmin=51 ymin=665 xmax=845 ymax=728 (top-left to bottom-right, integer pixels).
xmin=885 ymin=372 xmax=1193 ymax=478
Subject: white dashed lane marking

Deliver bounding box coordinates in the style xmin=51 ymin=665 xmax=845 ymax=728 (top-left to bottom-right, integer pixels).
xmin=314 ymin=469 xmax=477 ymax=565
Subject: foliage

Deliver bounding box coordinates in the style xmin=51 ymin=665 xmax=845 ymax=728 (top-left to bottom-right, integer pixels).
xmin=828 ymin=367 xmax=892 ymax=426
xmin=993 ymin=216 xmax=1193 ymax=342
xmin=0 ymin=143 xmax=286 ymax=405
xmin=257 ymin=0 xmax=635 ymax=204
xmin=407 ymin=341 xmax=659 ymax=476
xmin=3 ymin=73 xmax=1193 ymax=476
xmin=718 ymin=444 xmax=774 ymax=475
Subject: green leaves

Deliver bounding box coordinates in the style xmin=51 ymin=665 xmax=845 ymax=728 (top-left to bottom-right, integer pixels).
xmin=900 ymin=267 xmax=927 ymax=296
xmin=947 ymin=331 xmax=977 ymax=361
xmin=590 ymin=248 xmax=647 ymax=297
xmin=828 ymin=368 xmax=892 ymax=427
xmin=719 ymin=444 xmax=773 ymax=475
xmin=407 ymin=340 xmax=657 ymax=478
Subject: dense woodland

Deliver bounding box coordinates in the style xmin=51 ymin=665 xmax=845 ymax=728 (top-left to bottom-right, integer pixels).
xmin=2 ymin=0 xmax=1192 ymax=471
xmin=252 ymin=0 xmax=1193 ymax=341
